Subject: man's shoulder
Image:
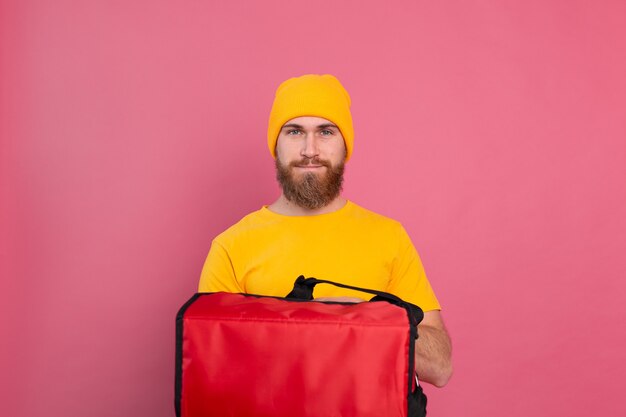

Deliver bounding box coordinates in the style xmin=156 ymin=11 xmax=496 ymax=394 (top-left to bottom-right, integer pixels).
xmin=212 ymin=207 xmax=270 ymax=243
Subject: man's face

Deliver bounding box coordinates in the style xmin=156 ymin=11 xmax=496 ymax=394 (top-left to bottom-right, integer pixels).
xmin=275 ymin=116 xmax=347 ymax=209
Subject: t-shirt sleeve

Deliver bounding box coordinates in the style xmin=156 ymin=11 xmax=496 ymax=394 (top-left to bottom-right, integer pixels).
xmin=387 ymin=225 xmax=441 ymax=312
xmin=198 ymin=239 xmax=244 ymax=293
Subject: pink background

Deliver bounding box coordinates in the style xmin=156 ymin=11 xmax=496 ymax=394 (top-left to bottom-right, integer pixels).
xmin=2 ymin=1 xmax=625 ymax=416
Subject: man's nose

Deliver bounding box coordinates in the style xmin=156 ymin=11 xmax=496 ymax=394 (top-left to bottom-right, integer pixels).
xmin=301 ymin=135 xmax=319 ymax=158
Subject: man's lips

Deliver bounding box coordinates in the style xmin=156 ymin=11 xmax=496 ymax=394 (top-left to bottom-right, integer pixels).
xmin=290 ymin=159 xmax=330 ymax=170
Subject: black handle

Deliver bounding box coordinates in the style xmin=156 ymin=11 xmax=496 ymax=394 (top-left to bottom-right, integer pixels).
xmin=286 ymin=275 xmax=424 ymax=325
xmin=286 ymin=275 xmax=400 ymax=303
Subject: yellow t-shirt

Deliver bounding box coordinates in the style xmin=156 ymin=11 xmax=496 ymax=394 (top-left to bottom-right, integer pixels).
xmin=198 ymin=201 xmax=440 ymax=311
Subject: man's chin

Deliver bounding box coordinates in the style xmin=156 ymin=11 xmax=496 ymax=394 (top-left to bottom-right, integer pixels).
xmin=276 ymin=157 xmax=345 ymax=209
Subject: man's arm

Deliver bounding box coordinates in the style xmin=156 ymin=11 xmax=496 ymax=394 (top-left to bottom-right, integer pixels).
xmin=415 ymin=310 xmax=453 ymax=387
xmin=198 ymin=240 xmax=243 ymax=293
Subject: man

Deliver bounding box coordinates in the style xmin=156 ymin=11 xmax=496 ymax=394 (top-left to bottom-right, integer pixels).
xmin=199 ymin=74 xmax=453 ymax=387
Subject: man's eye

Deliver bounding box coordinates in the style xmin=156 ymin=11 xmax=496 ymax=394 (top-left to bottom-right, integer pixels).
xmin=320 ymin=130 xmax=334 ymax=136
xmin=287 ymin=129 xmax=302 ymax=135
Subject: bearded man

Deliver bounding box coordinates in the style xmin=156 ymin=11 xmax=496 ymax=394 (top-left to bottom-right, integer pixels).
xmin=198 ymin=74 xmax=453 ymax=387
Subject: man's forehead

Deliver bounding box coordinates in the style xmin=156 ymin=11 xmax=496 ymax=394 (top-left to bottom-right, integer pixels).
xmin=281 ymin=116 xmax=338 ymax=129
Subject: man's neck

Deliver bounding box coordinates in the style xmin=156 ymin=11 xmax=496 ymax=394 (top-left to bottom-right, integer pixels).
xmin=267 ymin=195 xmax=347 ymax=216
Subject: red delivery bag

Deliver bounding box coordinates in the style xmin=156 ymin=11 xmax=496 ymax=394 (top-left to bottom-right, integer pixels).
xmin=175 ymin=276 xmax=427 ymax=417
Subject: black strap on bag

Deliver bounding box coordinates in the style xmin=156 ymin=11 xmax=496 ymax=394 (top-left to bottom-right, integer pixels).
xmin=286 ymin=275 xmax=424 ymax=328
xmin=286 ymin=275 xmax=428 ymax=417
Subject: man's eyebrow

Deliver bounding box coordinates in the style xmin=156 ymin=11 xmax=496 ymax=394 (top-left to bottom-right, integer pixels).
xmin=281 ymin=123 xmax=303 ymax=130
xmin=280 ymin=123 xmax=339 ymax=130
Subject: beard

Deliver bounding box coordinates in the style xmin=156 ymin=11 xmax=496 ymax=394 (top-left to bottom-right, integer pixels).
xmin=275 ymin=156 xmax=345 ymax=210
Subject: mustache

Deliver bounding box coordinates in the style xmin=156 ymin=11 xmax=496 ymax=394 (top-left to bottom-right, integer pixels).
xmin=289 ymin=157 xmax=332 ymax=168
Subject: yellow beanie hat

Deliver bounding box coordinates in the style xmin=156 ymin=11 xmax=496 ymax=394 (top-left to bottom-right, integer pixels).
xmin=267 ymin=74 xmax=354 ymax=161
